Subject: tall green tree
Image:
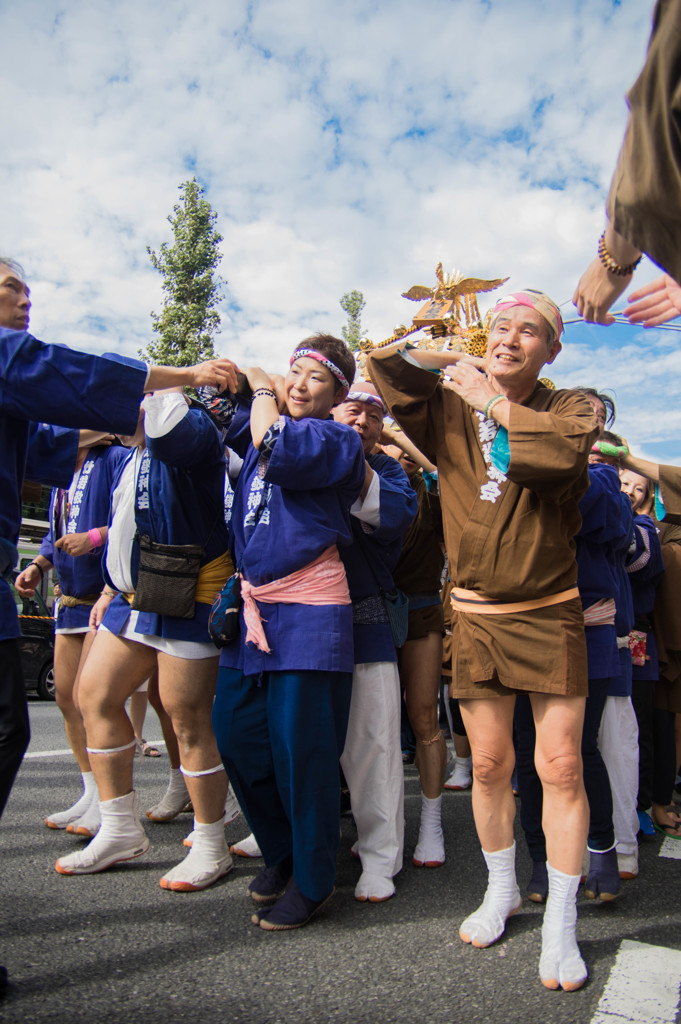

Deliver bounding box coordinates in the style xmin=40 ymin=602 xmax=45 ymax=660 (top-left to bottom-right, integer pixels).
xmin=340 ymin=289 xmax=365 ymax=352
xmin=142 ymin=177 xmax=223 ymax=365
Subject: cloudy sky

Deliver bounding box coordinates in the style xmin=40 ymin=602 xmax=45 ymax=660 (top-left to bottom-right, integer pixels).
xmin=3 ymin=0 xmax=680 ymax=461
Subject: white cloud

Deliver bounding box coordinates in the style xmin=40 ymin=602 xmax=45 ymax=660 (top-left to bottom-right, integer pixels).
xmin=2 ymin=0 xmax=676 ymax=455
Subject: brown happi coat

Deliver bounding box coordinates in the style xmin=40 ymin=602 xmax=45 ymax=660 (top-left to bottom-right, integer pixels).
xmin=367 ymin=349 xmax=598 ymax=696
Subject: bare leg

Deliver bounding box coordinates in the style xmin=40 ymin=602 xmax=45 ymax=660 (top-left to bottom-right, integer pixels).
xmin=148 ymin=667 xmax=180 ymax=768
xmin=156 ymin=653 xmax=226 ymax=824
xmin=78 ymin=631 xmax=157 ymax=800
xmin=156 ymin=654 xmax=232 ymax=892
xmin=129 ymin=689 xmax=148 ymax=745
xmin=54 ymin=631 xmax=156 ymax=876
xmin=54 ymin=633 xmax=89 ymax=772
xmin=530 ymin=693 xmax=588 ymax=875
xmin=531 ymin=692 xmax=588 ymax=992
xmin=45 ymin=632 xmax=102 ymax=830
xmin=459 ymin=695 xmax=517 ymax=851
xmin=402 ymin=633 xmax=446 ymax=797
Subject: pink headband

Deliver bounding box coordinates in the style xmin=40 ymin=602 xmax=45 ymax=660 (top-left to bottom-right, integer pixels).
xmin=343 ymin=390 xmax=387 ymax=413
xmin=490 ymin=289 xmax=564 ymax=340
xmin=290 ymin=349 xmax=350 ymax=390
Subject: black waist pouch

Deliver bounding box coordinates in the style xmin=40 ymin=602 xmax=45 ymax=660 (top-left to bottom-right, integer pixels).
xmin=132 ymin=533 xmax=203 ymax=620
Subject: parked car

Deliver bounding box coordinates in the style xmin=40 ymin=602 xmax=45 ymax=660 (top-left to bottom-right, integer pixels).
xmin=10 ymin=572 xmax=56 ymax=700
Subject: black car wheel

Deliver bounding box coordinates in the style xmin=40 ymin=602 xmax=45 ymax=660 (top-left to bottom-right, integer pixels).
xmin=37 ymin=664 xmax=56 ymax=701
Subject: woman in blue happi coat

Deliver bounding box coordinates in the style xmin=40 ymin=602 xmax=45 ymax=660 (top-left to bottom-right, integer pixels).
xmin=201 ymin=333 xmax=366 ymax=931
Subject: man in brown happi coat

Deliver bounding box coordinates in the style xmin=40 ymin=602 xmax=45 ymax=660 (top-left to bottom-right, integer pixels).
xmin=367 ymin=289 xmax=598 ymax=992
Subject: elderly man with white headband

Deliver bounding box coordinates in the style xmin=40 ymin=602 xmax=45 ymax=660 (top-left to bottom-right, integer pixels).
xmin=333 ymin=382 xmax=417 ymax=902
xmin=367 ymin=289 xmax=598 ymax=992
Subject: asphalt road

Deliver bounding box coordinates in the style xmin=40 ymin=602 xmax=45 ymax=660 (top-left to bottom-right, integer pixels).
xmin=1 ymin=699 xmax=680 ymax=1024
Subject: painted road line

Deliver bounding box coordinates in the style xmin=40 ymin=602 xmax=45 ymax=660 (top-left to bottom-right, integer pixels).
xmin=659 ymin=835 xmax=681 ymax=860
xmin=591 ymin=939 xmax=681 ymax=1024
xmin=25 ymin=741 xmax=167 ymax=760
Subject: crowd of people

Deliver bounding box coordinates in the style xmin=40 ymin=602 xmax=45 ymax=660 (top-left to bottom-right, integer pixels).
xmin=2 ymin=247 xmax=681 ymax=999
xmin=4 ymin=4 xmax=681 ymax=997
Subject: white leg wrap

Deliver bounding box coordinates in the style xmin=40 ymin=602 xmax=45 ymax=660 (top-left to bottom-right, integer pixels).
xmin=86 ymin=739 xmax=137 ymax=755
xmin=45 ymin=771 xmax=98 ymax=830
xmin=413 ymin=793 xmax=445 ymax=867
xmin=55 ymin=791 xmax=149 ymax=875
xmin=459 ymin=843 xmax=521 ymax=948
xmin=161 ymin=818 xmax=233 ymax=892
xmin=146 ymin=769 xmax=190 ymax=822
xmin=180 ymin=763 xmax=225 ymax=778
xmin=539 ymin=863 xmax=587 ymax=991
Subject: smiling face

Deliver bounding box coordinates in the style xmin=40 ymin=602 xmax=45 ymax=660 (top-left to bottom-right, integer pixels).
xmin=333 ymin=398 xmax=384 ymax=454
xmin=621 ymin=469 xmax=653 ymax=514
xmin=486 ymin=305 xmax=561 ymax=395
xmin=0 ymin=263 xmax=31 ymax=330
xmin=285 ymin=355 xmax=340 ymax=421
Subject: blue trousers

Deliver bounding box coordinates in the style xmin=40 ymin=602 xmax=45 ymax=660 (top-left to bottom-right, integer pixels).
xmin=213 ymin=668 xmax=352 ymax=901
xmin=515 ymin=681 xmax=614 ymax=859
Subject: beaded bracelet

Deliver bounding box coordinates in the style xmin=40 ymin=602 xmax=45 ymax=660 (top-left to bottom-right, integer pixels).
xmin=30 ymin=561 xmax=44 ymax=580
xmin=597 ymin=232 xmax=642 ymax=277
xmin=484 ymin=394 xmax=507 ymax=419
xmin=252 ymin=388 xmax=276 ymax=400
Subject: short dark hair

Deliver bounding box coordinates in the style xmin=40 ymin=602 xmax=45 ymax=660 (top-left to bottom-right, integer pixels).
xmin=292 ymin=333 xmax=356 ymax=390
xmin=574 ymin=387 xmax=616 ymax=426
xmin=599 ymin=429 xmax=624 ymax=446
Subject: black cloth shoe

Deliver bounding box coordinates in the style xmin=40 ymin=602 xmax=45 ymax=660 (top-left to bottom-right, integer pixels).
xmin=584 ymin=848 xmax=621 ymax=901
xmin=248 ymin=857 xmax=293 ymax=904
xmin=527 ymin=860 xmax=548 ymax=903
xmin=258 ymin=880 xmax=334 ymax=931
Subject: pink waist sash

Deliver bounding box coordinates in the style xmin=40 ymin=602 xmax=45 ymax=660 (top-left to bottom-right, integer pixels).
xmin=582 ymin=597 xmax=616 ymax=627
xmin=241 ymin=545 xmax=350 ymax=653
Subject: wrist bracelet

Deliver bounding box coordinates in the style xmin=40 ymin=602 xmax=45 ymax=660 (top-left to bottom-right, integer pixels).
xmin=88 ymin=528 xmax=103 ymax=550
xmin=484 ymin=394 xmax=507 ymax=419
xmin=597 ymin=232 xmax=642 ymax=277
xmin=102 ymin=588 xmax=116 ymax=598
xmin=252 ymin=388 xmax=275 ymax=400
xmin=30 ymin=562 xmax=44 ymax=580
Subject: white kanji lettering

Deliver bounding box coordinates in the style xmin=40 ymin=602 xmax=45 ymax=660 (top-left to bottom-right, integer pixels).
xmin=478 ymin=420 xmax=498 ymax=443
xmin=480 ymin=481 xmax=502 ymax=503
xmin=487 ymin=465 xmax=507 ymax=484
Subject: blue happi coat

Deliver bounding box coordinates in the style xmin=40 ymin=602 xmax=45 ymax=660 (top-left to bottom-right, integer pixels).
xmin=627 ymin=513 xmax=664 ymax=682
xmin=0 ymin=327 xmax=147 ymax=640
xmin=576 ymin=463 xmax=633 ymax=681
xmin=340 ymin=452 xmax=417 ymax=665
xmin=220 ymin=401 xmax=366 ymax=675
xmin=39 ymin=445 xmax=129 ymax=629
xmin=102 ymin=402 xmax=230 ymax=644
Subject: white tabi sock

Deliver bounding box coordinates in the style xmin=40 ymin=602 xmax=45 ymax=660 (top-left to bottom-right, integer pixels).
xmin=66 ymin=790 xmax=101 ymax=838
xmin=45 ymin=771 xmax=98 ymax=829
xmin=145 ymin=768 xmax=190 ymax=822
xmin=230 ymin=833 xmax=263 ymax=858
xmin=354 ymin=871 xmax=396 ymax=902
xmin=413 ymin=794 xmax=445 ymax=867
xmin=161 ymin=818 xmax=233 ymax=892
xmin=539 ymin=863 xmax=587 ymax=991
xmin=459 ymin=842 xmax=521 ymax=948
xmin=55 ymin=791 xmax=149 ymax=875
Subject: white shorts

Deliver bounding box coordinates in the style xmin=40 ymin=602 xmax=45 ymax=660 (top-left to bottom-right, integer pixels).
xmin=100 ymin=610 xmax=217 ymax=661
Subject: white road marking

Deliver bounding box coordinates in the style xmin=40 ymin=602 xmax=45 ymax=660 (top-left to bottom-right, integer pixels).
xmin=659 ymin=836 xmax=681 ymax=860
xmin=590 ymin=940 xmax=681 ymax=1024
